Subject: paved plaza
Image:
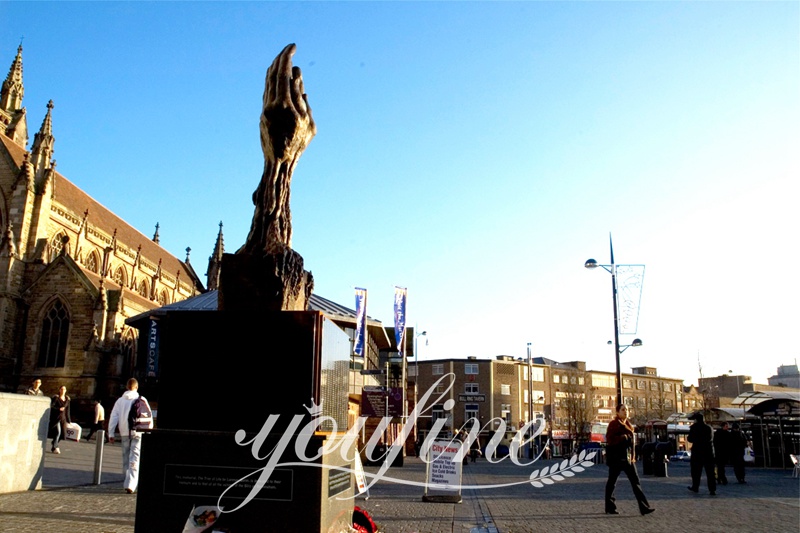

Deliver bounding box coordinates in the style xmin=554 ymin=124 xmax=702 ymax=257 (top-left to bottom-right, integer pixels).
xmin=0 ymin=438 xmax=797 ymax=532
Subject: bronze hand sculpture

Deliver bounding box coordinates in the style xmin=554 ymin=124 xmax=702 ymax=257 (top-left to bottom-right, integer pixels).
xmin=222 ymin=44 xmax=315 ymax=312
xmin=242 ymin=43 xmax=316 ymax=254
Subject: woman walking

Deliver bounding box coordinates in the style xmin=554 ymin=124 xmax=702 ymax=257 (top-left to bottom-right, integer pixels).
xmin=49 ymin=385 xmax=71 ymax=453
xmin=604 ymin=404 xmax=655 ymax=516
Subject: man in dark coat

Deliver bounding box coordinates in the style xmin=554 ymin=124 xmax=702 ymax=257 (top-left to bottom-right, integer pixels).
xmin=604 ymin=404 xmax=655 ymax=516
xmin=713 ymin=422 xmax=730 ymax=485
xmin=687 ymin=412 xmax=716 ymax=495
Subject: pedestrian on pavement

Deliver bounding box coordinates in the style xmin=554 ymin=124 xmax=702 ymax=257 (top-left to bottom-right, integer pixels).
xmin=729 ymin=422 xmax=748 ymax=483
xmin=470 ymin=437 xmax=481 ymax=463
xmin=108 ymin=378 xmax=153 ymax=494
xmin=49 ymin=385 xmax=71 ymax=454
xmin=85 ymin=400 xmax=108 ymax=443
xmin=713 ymin=422 xmax=730 ymax=485
xmin=26 ymin=378 xmax=43 ymax=396
xmin=604 ymin=404 xmax=655 ymax=516
xmin=687 ymin=412 xmax=717 ymax=495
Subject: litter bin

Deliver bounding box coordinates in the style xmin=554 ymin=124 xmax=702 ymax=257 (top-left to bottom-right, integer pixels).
xmin=654 ymin=442 xmax=670 ymax=477
xmin=641 ymin=442 xmax=656 ymax=475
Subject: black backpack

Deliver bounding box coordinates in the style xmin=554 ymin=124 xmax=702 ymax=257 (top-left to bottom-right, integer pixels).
xmin=128 ymin=396 xmax=153 ymax=435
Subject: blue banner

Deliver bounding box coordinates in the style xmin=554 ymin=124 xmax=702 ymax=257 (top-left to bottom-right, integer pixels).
xmin=394 ymin=286 xmax=407 ymax=358
xmin=354 ymin=288 xmax=367 ymax=357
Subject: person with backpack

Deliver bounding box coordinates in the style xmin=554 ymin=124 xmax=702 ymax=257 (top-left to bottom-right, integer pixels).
xmin=108 ymin=378 xmax=153 ymax=494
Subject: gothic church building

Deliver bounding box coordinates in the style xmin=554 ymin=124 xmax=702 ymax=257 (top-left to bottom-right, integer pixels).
xmin=0 ymin=46 xmax=208 ymax=410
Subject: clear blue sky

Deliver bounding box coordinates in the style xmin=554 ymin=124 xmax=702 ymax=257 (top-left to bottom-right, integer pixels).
xmin=3 ymin=1 xmax=798 ymax=386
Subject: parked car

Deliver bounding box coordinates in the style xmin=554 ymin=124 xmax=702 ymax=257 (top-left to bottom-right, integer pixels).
xmin=670 ymin=450 xmax=691 ymax=462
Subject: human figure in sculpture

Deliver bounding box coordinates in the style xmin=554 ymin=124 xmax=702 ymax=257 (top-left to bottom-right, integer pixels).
xmin=240 ymin=43 xmax=316 ymax=256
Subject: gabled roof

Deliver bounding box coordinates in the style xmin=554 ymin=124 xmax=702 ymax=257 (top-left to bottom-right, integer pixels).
xmin=0 ymin=134 xmax=202 ymax=293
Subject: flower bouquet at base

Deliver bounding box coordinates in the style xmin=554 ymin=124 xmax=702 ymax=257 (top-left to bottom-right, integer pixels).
xmin=182 ymin=505 xmax=224 ymax=533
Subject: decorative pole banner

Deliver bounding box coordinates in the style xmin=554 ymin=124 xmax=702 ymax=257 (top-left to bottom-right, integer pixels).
xmin=354 ymin=287 xmax=367 ymax=356
xmin=615 ymin=265 xmax=645 ymax=335
xmin=394 ymin=286 xmax=407 ymax=358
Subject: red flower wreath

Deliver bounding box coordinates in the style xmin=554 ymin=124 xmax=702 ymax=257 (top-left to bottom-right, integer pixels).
xmin=353 ymin=506 xmax=377 ymax=533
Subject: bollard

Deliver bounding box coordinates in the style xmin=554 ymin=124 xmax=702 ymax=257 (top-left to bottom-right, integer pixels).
xmin=93 ymin=430 xmax=105 ymax=484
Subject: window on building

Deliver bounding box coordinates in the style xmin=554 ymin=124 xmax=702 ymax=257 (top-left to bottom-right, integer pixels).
xmin=663 ymin=383 xmax=672 ymax=392
xmin=157 ymin=290 xmax=168 ymax=306
xmin=623 ymin=378 xmax=634 ymax=388
xmin=138 ymin=279 xmax=149 ymax=298
xmin=578 ymin=376 xmax=585 ymax=385
xmin=593 ymin=374 xmax=616 ymax=388
xmin=465 ymin=383 xmax=479 ymax=394
xmin=85 ymin=251 xmax=99 ymax=273
xmin=553 ymin=374 xmax=560 ymax=384
xmin=501 ymin=384 xmax=511 ymax=395
xmin=432 ymin=364 xmax=443 ymax=375
xmin=664 ymin=399 xmax=674 ymax=409
xmin=624 ymin=396 xmax=634 ymax=406
xmin=500 ymin=404 xmax=512 ymax=423
xmin=570 ymin=376 xmax=577 ymax=385
xmin=432 ymin=405 xmax=445 ymax=424
xmin=638 ymin=397 xmax=646 ymax=408
xmin=650 ymin=381 xmax=659 ymax=391
xmin=37 ymin=299 xmax=69 ymax=368
xmin=49 ymin=233 xmax=67 ymax=261
xmin=434 ymin=382 xmax=446 ymax=394
xmin=532 ymin=390 xmax=545 ymax=403
xmin=465 ymin=404 xmax=479 ymax=423
xmin=113 ymin=266 xmax=127 ymax=287
xmin=531 ymin=367 xmax=544 ymax=382
xmin=637 ymin=380 xmax=646 ymax=390
xmin=465 ymin=363 xmax=478 ymax=375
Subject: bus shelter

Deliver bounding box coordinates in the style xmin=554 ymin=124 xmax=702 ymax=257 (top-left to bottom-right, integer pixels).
xmin=733 ymin=391 xmax=800 ymax=469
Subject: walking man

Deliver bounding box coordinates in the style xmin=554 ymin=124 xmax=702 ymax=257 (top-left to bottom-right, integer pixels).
xmin=687 ymin=412 xmax=717 ymax=495
xmin=604 ymin=404 xmax=655 ymax=516
xmin=108 ymin=378 xmax=152 ymax=494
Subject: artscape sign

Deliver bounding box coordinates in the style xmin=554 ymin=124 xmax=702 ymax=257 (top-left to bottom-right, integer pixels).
xmin=217 ymin=373 xmax=597 ymax=515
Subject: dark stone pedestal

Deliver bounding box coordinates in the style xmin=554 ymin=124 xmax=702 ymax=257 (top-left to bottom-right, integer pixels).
xmin=135 ymin=309 xmax=353 ymax=532
xmin=135 ymin=430 xmax=355 ymax=532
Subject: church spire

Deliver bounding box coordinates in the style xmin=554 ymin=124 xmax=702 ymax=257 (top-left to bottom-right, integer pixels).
xmin=152 ymin=222 xmax=160 ymax=244
xmin=206 ymin=221 xmax=224 ymax=291
xmin=0 ymin=45 xmax=24 ymax=112
xmin=1 ymin=45 xmax=28 ymax=146
xmin=30 ymin=100 xmax=55 ymax=176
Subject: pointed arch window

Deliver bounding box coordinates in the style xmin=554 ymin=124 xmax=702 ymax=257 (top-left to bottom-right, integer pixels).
xmin=138 ymin=279 xmax=149 ymax=298
xmin=120 ymin=328 xmax=138 ymax=378
xmin=85 ymin=250 xmax=100 ymax=273
xmin=113 ymin=266 xmax=127 ymax=287
xmin=38 ymin=299 xmax=70 ymax=368
xmin=157 ymin=290 xmax=169 ymax=307
xmin=49 ymin=233 xmax=68 ymax=262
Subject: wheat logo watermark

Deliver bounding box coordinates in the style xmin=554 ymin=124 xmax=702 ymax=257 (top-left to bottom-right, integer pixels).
xmin=218 ymin=373 xmax=597 ymax=513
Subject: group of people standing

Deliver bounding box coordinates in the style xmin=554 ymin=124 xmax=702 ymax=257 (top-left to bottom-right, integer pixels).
xmin=25 ymin=377 xmax=152 ymax=494
xmin=688 ymin=413 xmax=749 ymax=494
xmin=604 ymin=404 xmax=751 ymax=515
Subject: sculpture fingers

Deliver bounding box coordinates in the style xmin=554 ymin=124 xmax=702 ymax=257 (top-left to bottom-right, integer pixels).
xmin=291 ymin=67 xmax=309 ymax=116
xmin=275 ymin=43 xmax=297 ymax=105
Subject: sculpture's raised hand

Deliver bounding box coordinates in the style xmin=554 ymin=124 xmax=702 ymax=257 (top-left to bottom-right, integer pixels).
xmin=260 ymin=43 xmax=316 ymax=164
xmin=242 ymin=44 xmax=316 ymax=254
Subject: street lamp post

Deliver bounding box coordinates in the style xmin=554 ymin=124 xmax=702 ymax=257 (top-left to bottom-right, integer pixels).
xmin=585 ymin=235 xmax=643 ymax=407
xmin=413 ymin=329 xmax=427 ymax=453
xmin=527 ymin=342 xmax=534 ymax=458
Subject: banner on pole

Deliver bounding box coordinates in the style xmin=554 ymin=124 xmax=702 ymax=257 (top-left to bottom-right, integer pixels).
xmin=616 ymin=265 xmax=645 ymax=335
xmin=394 ymin=286 xmax=407 ymax=358
xmin=354 ymin=287 xmax=367 ymax=357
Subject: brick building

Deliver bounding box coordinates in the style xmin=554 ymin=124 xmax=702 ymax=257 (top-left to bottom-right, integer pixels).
xmin=0 ymin=46 xmax=204 ymax=417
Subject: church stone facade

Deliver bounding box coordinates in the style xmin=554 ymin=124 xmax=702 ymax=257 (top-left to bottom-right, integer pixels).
xmin=0 ymin=46 xmax=207 ymax=413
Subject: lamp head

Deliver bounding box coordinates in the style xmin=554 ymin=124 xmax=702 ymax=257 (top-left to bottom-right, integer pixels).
xmin=584 ymin=258 xmax=599 ymax=269
xmin=632 ymin=338 xmax=643 ymax=347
